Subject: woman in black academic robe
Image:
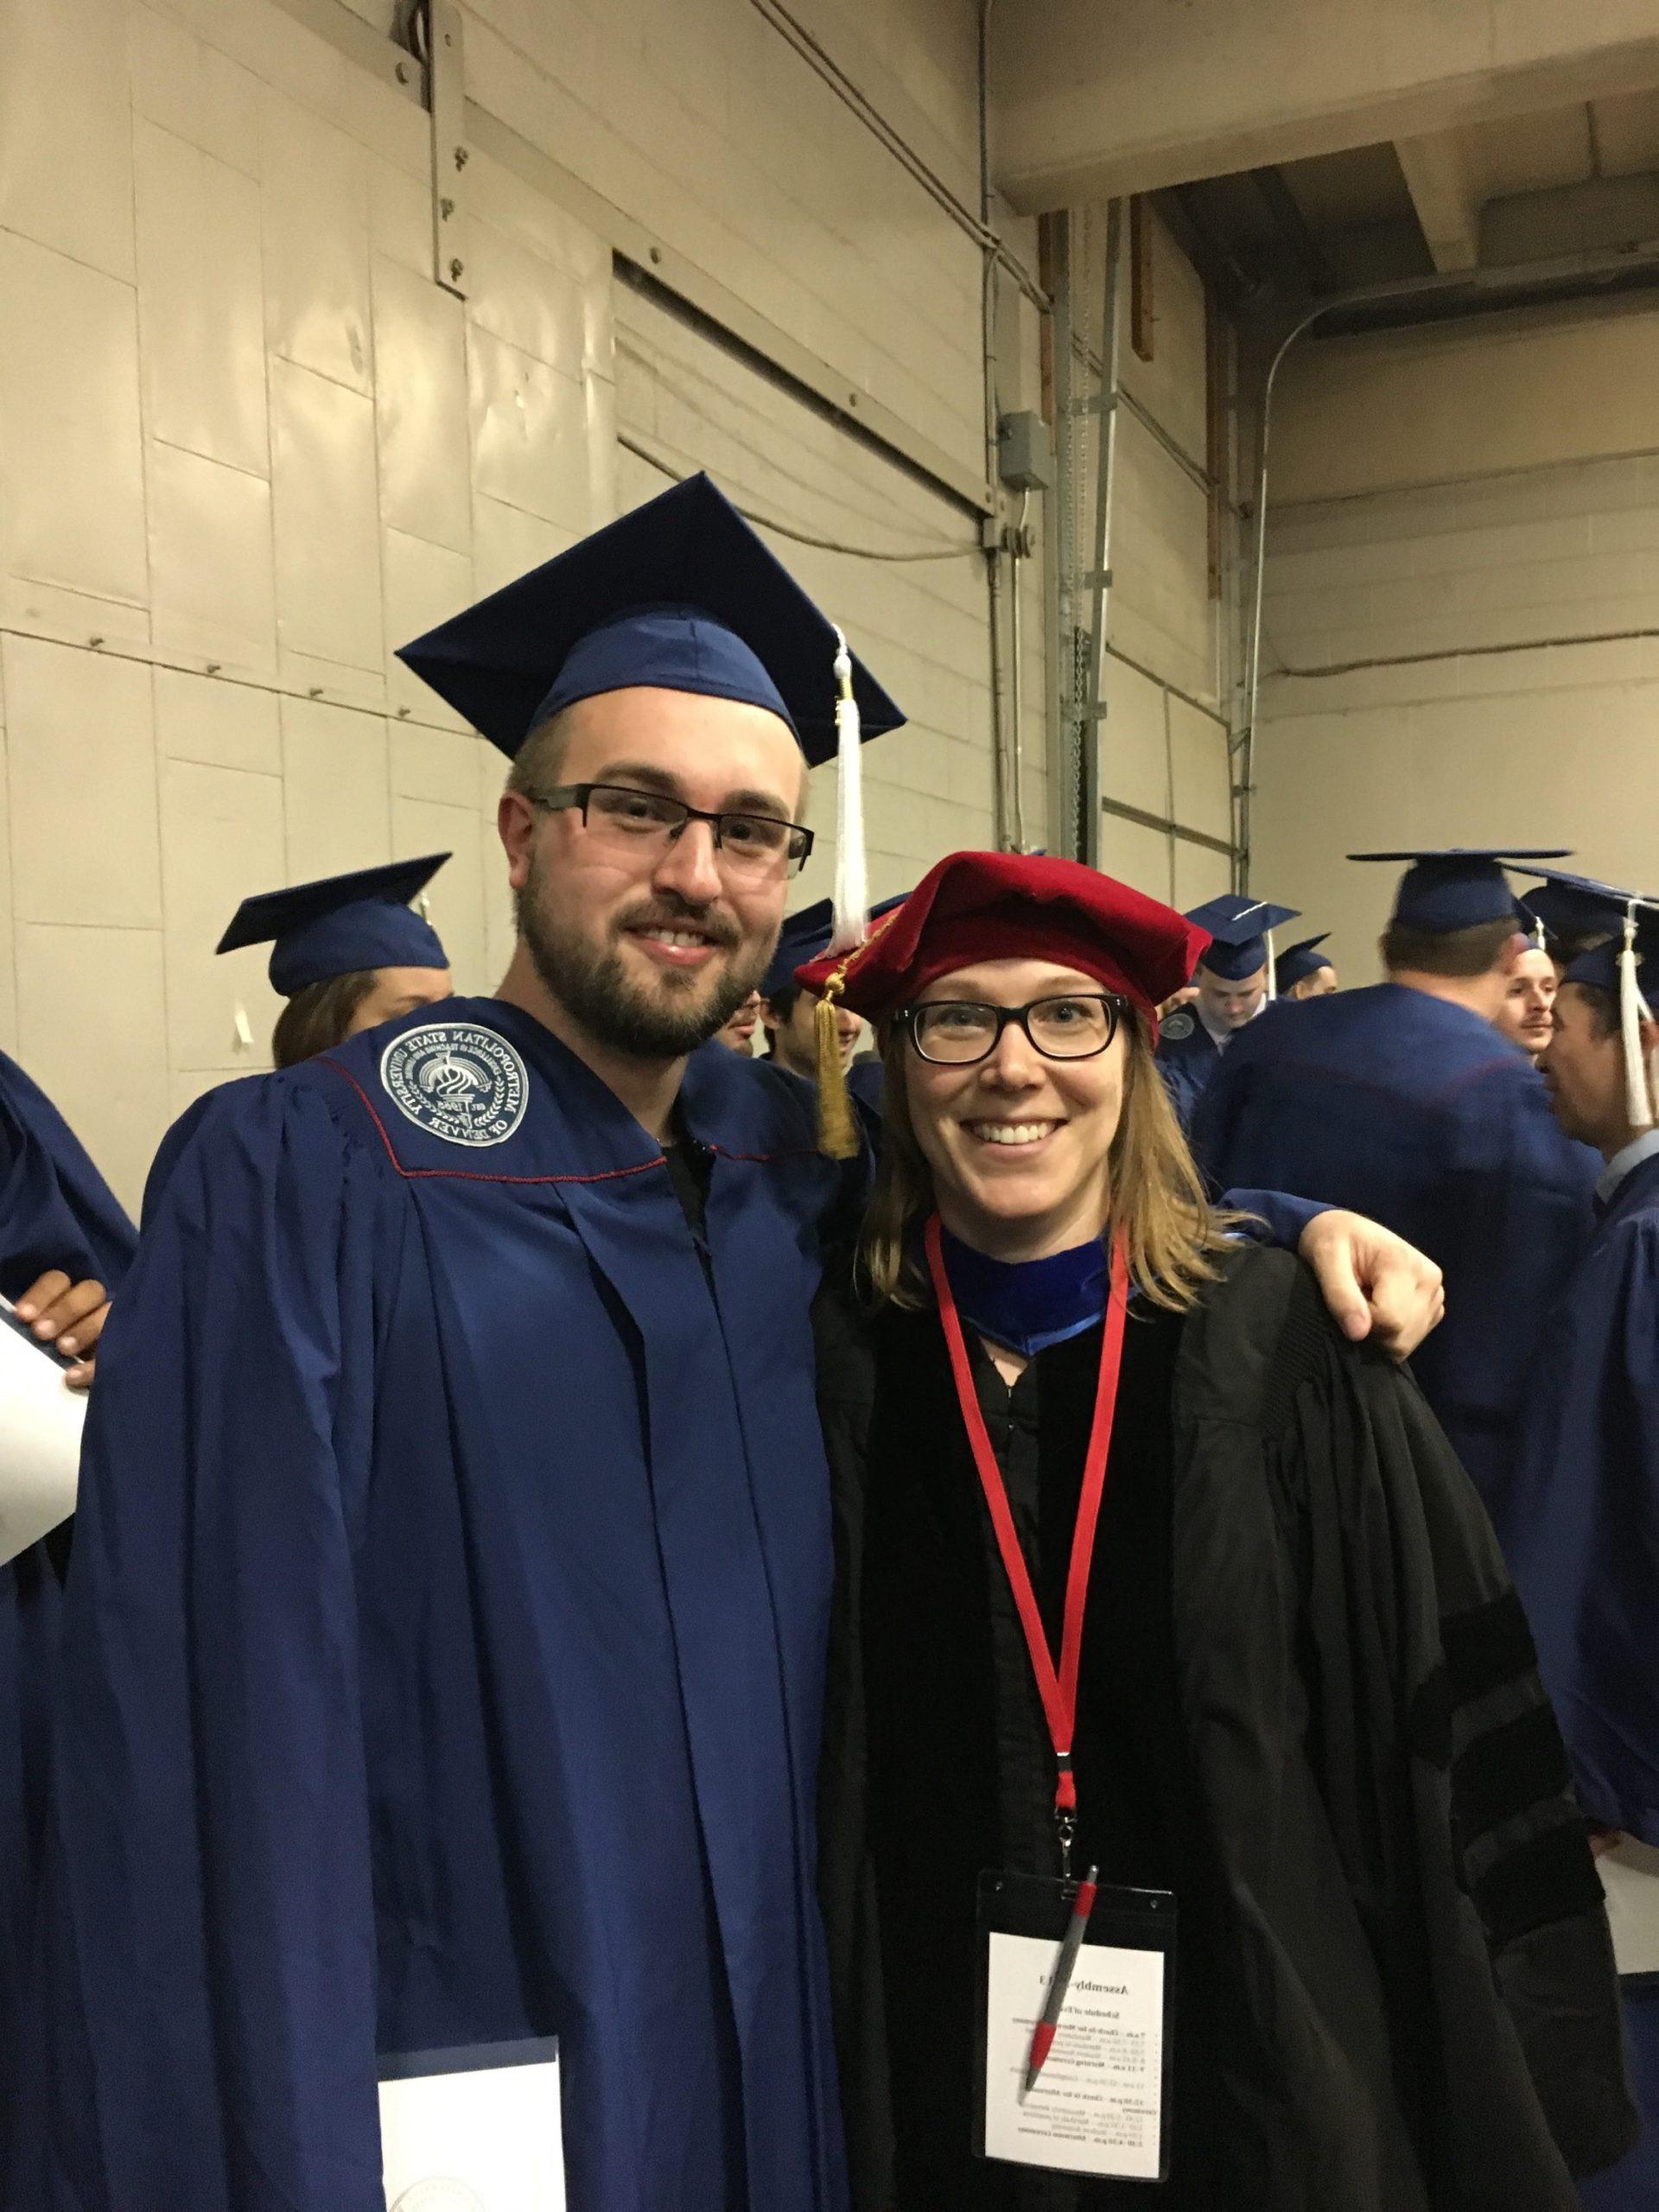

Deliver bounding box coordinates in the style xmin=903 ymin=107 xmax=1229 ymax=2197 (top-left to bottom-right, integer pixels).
xmin=805 ymin=850 xmax=1635 ymax=2212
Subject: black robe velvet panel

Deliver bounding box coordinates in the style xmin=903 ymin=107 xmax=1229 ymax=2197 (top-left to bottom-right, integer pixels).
xmin=816 ymin=1244 xmax=1635 ymax=2212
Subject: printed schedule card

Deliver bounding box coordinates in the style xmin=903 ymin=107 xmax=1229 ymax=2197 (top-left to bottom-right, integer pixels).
xmin=982 ymin=1934 xmax=1166 ymax=2179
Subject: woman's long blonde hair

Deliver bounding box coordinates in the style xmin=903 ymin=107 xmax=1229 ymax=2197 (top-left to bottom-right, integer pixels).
xmin=862 ymin=1006 xmax=1243 ymax=1312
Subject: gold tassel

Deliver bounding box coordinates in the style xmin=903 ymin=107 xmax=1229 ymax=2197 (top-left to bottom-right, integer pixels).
xmin=816 ymin=984 xmax=860 ymax=1160
xmin=809 ymin=905 xmax=906 ymax=1160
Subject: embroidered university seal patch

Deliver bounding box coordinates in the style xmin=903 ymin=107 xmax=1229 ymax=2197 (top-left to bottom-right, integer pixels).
xmin=380 ymin=1023 xmax=530 ymax=1148
xmin=1160 ymin=1008 xmax=1196 ymax=1041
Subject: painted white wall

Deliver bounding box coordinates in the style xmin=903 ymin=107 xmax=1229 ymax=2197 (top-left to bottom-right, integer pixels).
xmin=614 ymin=282 xmax=1037 ymax=907
xmin=0 ymin=0 xmax=623 ymax=1211
xmin=459 ymin=0 xmax=988 ymax=482
xmin=0 ymin=0 xmax=1043 ymax=1212
xmin=1253 ymin=296 xmax=1659 ymax=986
xmin=1091 ymin=205 xmax=1236 ymax=910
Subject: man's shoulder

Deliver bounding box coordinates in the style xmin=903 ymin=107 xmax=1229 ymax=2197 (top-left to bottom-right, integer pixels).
xmin=1590 ymin=1184 xmax=1659 ymax=1275
xmin=162 ymin=1002 xmax=558 ymax=1190
xmin=1229 ymin=984 xmax=1526 ymax=1094
xmin=681 ymin=1039 xmax=828 ymax=1157
xmin=1156 ymin=1010 xmax=1212 ymax=1058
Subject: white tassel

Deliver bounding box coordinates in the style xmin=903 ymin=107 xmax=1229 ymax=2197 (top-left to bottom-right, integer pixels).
xmin=830 ymin=625 xmax=868 ymax=954
xmin=1618 ymin=906 xmax=1654 ymax=1129
xmin=1263 ymin=929 xmax=1278 ymax=1003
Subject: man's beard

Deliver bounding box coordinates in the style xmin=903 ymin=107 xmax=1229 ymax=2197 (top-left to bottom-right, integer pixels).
xmin=516 ymin=861 xmax=772 ymax=1059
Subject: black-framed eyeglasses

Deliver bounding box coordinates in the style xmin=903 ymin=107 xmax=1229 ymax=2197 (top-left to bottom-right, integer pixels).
xmin=901 ymin=993 xmax=1130 ymax=1065
xmin=527 ymin=782 xmax=814 ymax=878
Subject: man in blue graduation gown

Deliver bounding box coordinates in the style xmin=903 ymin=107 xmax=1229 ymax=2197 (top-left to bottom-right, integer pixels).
xmin=22 ymin=476 xmax=898 ymax=2212
xmin=21 ymin=477 xmax=1451 ymax=2212
xmin=1192 ymin=849 xmax=1598 ymax=1505
xmin=0 ymin=1054 xmax=137 ymax=2164
xmin=1155 ymin=892 xmax=1298 ymax=1128
xmin=1503 ymin=911 xmax=1659 ymax=2207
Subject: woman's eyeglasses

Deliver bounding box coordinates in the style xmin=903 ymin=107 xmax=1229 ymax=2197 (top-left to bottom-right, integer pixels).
xmin=902 ymin=994 xmax=1128 ymax=1065
xmin=526 ymin=783 xmax=814 ymax=880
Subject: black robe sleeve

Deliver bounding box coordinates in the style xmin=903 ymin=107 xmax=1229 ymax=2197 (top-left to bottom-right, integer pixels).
xmin=1172 ymin=1249 xmax=1637 ymax=2207
xmin=812 ymin=1259 xmax=896 ymax=2212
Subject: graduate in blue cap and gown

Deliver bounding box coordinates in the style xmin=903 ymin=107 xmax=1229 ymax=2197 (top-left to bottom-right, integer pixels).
xmin=761 ymin=897 xmax=864 ymax=1081
xmin=1503 ymin=902 xmax=1659 ymax=2208
xmin=758 ymin=894 xmax=907 ymax=1114
xmin=17 ymin=474 xmax=906 ymax=2212
xmin=0 ymin=1058 xmax=137 ymax=2167
xmin=218 ymin=851 xmax=454 ymax=1069
xmin=1192 ymin=849 xmax=1599 ymax=1505
xmin=1155 ymin=893 xmax=1299 ymax=1128
xmin=1273 ymin=931 xmax=1338 ymax=1000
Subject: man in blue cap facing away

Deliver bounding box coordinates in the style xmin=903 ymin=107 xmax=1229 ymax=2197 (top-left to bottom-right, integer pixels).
xmin=19 ymin=474 xmax=1450 ymax=2212
xmin=1194 ymin=849 xmax=1600 ymax=1504
xmin=1503 ymin=899 xmax=1659 ymax=2209
xmin=1156 ymin=892 xmax=1299 ymax=1128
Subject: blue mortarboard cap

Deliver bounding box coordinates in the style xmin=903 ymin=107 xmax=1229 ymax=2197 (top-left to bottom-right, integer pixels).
xmin=1185 ymin=894 xmax=1300 ymax=982
xmin=764 ymin=898 xmax=835 ymax=1001
xmin=764 ymin=888 xmax=909 ymax=1001
xmin=217 ymin=854 xmax=451 ymax=998
xmin=1516 ymin=867 xmax=1631 ymax=952
xmin=1564 ymin=905 xmax=1659 ymax=999
xmin=1350 ymin=848 xmax=1569 ymax=934
xmin=1274 ymin=932 xmax=1333 ymax=991
xmin=1564 ymin=897 xmax=1659 ymax=1127
xmin=395 ymin=474 xmax=905 ymax=768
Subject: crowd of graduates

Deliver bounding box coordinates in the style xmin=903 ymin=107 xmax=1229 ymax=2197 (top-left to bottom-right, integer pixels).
xmin=0 ymin=473 xmax=1651 ymax=2210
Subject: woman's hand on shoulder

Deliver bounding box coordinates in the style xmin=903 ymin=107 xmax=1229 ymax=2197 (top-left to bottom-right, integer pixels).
xmin=1295 ymin=1211 xmax=1446 ymax=1360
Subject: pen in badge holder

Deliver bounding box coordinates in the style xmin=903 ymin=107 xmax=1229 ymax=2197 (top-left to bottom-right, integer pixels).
xmin=1023 ymin=1867 xmax=1098 ymax=2095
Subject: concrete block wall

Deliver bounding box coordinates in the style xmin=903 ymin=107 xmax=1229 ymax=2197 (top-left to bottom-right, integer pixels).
xmin=614 ymin=279 xmax=1040 ymax=906
xmin=1077 ymin=203 xmax=1236 ymax=906
xmin=462 ymin=0 xmax=989 ymax=483
xmin=0 ymin=0 xmax=1047 ymax=1210
xmin=457 ymin=0 xmax=1051 ymax=887
xmin=0 ymin=0 xmax=614 ymax=1211
xmin=1254 ymin=296 xmax=1659 ymax=986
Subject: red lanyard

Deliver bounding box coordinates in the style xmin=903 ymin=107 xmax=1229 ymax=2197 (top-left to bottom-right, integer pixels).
xmin=924 ymin=1213 xmax=1130 ymax=1868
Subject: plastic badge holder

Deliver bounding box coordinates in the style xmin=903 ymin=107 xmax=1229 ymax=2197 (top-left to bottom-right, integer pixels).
xmin=975 ymin=1871 xmax=1176 ymax=2185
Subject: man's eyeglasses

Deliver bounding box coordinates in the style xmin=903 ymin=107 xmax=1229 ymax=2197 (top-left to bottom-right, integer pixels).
xmin=526 ymin=783 xmax=814 ymax=880
xmin=902 ymin=994 xmax=1129 ymax=1065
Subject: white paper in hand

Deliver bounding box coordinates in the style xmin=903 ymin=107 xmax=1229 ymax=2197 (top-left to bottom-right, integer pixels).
xmin=380 ymin=2039 xmax=563 ymax=2212
xmin=0 ymin=1297 xmax=86 ymax=1566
